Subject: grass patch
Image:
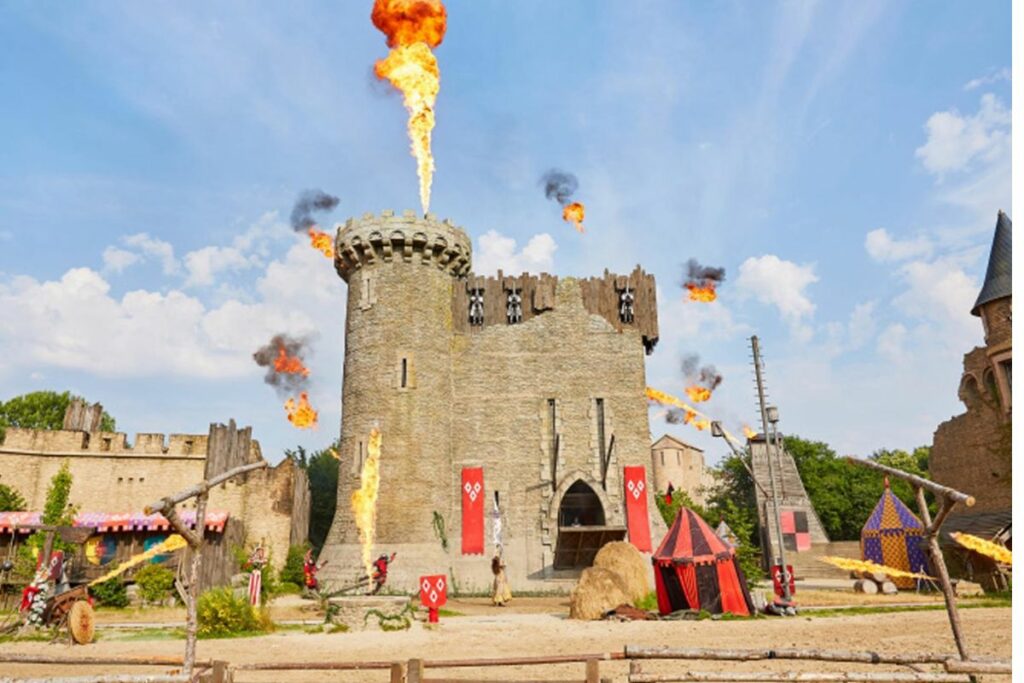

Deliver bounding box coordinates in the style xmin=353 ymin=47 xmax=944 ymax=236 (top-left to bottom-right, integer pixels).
xmin=633 ymin=591 xmax=658 ymax=611
xmin=0 ymin=631 xmax=54 ymax=644
xmin=803 ymin=598 xmax=1011 ymax=619
xmin=437 ymin=608 xmax=464 ymax=617
xmin=104 ymin=627 xmax=186 ymax=642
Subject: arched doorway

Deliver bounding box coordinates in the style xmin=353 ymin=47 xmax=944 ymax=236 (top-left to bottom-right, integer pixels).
xmin=553 ymin=479 xmax=624 ymax=570
xmin=558 ymin=480 xmax=606 ymax=527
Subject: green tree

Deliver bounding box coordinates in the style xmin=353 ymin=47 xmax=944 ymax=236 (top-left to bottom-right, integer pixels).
xmin=286 ymin=441 xmax=339 ymax=553
xmin=0 ymin=390 xmax=116 ymax=441
xmin=27 ymin=460 xmax=78 ymax=553
xmin=0 ymin=483 xmax=26 ymax=512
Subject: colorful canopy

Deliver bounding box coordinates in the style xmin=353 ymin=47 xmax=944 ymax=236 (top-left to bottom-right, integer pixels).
xmin=652 ymin=507 xmax=754 ymax=616
xmin=0 ymin=510 xmax=229 ymax=534
xmin=861 ymin=483 xmax=929 ymax=589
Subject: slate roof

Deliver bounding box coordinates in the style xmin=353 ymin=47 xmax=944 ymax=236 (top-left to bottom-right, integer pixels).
xmin=972 ymin=211 xmax=1012 ymax=316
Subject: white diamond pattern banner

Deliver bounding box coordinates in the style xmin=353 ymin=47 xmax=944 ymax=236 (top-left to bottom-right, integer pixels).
xmin=461 ymin=467 xmax=485 ymax=555
xmin=623 ymin=465 xmax=652 ymax=552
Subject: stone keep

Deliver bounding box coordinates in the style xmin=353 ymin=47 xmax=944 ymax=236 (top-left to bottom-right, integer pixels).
xmin=319 ymin=211 xmax=665 ymax=591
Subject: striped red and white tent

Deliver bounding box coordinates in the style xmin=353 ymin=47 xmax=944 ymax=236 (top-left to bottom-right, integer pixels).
xmin=652 ymin=507 xmax=755 ymax=616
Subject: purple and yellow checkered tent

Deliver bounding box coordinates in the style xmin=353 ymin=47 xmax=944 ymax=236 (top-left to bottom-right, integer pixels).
xmin=860 ymin=480 xmax=930 ymax=589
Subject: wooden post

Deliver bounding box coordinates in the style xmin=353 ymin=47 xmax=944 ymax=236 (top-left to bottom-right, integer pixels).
xmin=211 ymin=660 xmax=230 ymax=683
xmin=586 ymin=658 xmax=600 ymax=683
xmin=390 ymin=661 xmax=406 ymax=683
xmin=407 ymin=658 xmax=424 ymax=683
xmin=915 ymin=488 xmax=970 ymax=662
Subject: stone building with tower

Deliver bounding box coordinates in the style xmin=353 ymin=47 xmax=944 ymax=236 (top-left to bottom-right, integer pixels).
xmin=929 ymin=211 xmax=1012 ymax=586
xmin=319 ymin=210 xmax=666 ymax=591
xmin=650 ymin=434 xmax=714 ymax=506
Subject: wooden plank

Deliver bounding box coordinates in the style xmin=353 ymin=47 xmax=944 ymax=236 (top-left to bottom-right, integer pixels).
xmin=624 ymin=646 xmax=954 ymax=665
xmin=943 ymin=659 xmax=1012 ymax=675
xmin=408 ymin=659 xmax=425 ymax=683
xmin=390 ymin=662 xmax=406 ymax=683
xmin=628 ymin=673 xmax=970 ymax=682
xmin=845 ymin=458 xmax=974 ymax=507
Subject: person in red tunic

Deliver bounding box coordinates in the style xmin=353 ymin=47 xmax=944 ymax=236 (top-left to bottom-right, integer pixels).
xmin=303 ymin=548 xmax=327 ymax=595
xmin=370 ymin=552 xmax=396 ymax=595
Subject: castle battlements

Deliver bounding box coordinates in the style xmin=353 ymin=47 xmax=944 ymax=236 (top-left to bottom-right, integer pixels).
xmin=334 ymin=210 xmax=472 ymax=282
xmin=0 ymin=427 xmax=264 ymax=461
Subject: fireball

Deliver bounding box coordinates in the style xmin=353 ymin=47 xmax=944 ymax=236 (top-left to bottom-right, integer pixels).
xmin=284 ymin=392 xmax=318 ymax=430
xmin=562 ymin=202 xmax=585 ymax=233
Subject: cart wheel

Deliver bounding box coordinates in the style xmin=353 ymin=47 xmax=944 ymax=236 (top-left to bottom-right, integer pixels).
xmin=68 ymin=600 xmax=95 ymax=645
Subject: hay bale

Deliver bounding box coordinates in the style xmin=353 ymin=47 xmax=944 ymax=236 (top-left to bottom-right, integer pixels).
xmin=569 ymin=567 xmax=632 ymax=620
xmin=593 ymin=541 xmax=650 ymax=602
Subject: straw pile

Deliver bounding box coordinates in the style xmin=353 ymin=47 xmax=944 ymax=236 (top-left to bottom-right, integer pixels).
xmin=569 ymin=567 xmax=632 ymax=620
xmin=593 ymin=541 xmax=650 ymax=602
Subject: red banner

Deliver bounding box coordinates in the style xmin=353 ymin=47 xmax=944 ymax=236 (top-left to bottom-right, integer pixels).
xmin=461 ymin=467 xmax=485 ymax=555
xmin=419 ymin=574 xmax=448 ymax=608
xmin=623 ymin=465 xmax=652 ymax=552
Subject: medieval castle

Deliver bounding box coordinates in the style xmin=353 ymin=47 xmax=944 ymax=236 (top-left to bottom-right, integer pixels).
xmin=319 ymin=211 xmax=666 ymax=591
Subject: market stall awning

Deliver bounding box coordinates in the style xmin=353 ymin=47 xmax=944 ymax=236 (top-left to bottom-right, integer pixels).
xmin=0 ymin=510 xmax=229 ymax=534
xmin=553 ymin=525 xmax=627 ymax=569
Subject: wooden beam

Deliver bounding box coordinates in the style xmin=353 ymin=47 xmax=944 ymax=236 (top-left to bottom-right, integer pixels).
xmin=625 ymin=646 xmax=954 ymax=665
xmin=845 ymin=458 xmax=974 ymax=507
xmin=628 ymin=673 xmax=970 ymax=682
xmin=143 ymin=461 xmax=267 ymax=515
xmin=915 ymin=489 xmax=970 ymax=662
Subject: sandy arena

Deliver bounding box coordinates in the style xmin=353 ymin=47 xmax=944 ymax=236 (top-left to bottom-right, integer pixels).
xmin=0 ymin=597 xmax=1011 ymax=682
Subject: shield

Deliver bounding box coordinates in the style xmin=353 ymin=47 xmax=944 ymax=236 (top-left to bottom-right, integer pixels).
xmin=419 ymin=574 xmax=448 ymax=609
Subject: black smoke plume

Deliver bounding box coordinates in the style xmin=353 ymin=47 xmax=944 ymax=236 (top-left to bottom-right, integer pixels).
xmin=253 ymin=333 xmax=312 ymax=395
xmin=290 ymin=190 xmax=340 ymax=232
xmin=681 ymin=353 xmax=723 ymax=390
xmin=540 ymin=169 xmax=579 ymax=206
xmin=665 ymin=409 xmax=687 ymax=424
xmin=683 ymin=258 xmax=726 ymax=286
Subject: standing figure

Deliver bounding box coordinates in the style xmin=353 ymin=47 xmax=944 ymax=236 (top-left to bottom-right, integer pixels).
xmin=491 ymin=554 xmax=512 ymax=606
xmin=303 ymin=548 xmax=326 ymax=596
xmin=619 ymin=285 xmax=635 ymax=323
xmin=469 ymin=287 xmax=485 ymax=326
xmin=506 ymin=288 xmax=522 ymax=324
xmin=246 ymin=542 xmax=268 ymax=607
xmin=371 ymin=552 xmax=397 ymax=595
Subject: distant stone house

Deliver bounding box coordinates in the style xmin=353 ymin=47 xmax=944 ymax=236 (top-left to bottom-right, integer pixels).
xmin=650 ymin=434 xmax=714 ymax=506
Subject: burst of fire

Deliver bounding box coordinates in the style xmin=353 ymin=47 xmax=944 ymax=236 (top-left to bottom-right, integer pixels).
xmin=308 ymin=227 xmax=334 ymax=259
xmin=951 ymin=532 xmax=1012 ymax=565
xmin=372 ymin=0 xmax=447 ymax=214
xmin=743 ymin=426 xmax=757 ymax=439
xmin=329 ymin=447 xmax=340 ymax=461
xmin=817 ymin=555 xmax=933 ymax=581
xmin=273 ymin=343 xmax=311 ymax=378
xmin=285 ymin=392 xmax=319 ymax=429
xmin=685 ymin=386 xmax=711 ymax=403
xmin=89 ymin=534 xmax=187 ymax=586
xmin=351 ymin=428 xmax=383 ymax=581
xmin=562 ymin=202 xmax=585 ymax=233
xmin=685 ymin=281 xmax=717 ymax=303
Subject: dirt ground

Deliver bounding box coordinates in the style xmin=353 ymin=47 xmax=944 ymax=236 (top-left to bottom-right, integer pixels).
xmin=0 ymin=596 xmax=1012 ymax=682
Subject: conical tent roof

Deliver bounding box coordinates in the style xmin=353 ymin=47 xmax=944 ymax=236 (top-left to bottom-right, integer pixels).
xmin=654 ymin=507 xmax=733 ymax=564
xmin=862 ymin=485 xmax=924 ymax=533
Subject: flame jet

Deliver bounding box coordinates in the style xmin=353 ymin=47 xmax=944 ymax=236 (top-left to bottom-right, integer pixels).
xmin=351 ymin=428 xmax=383 ymax=582
xmin=372 ymin=0 xmax=448 ymax=214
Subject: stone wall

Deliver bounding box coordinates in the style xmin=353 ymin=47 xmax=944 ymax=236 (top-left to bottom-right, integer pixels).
xmin=650 ymin=436 xmax=710 ymax=505
xmin=321 ymin=212 xmax=665 ymax=593
xmin=0 ymin=428 xmax=307 ymax=571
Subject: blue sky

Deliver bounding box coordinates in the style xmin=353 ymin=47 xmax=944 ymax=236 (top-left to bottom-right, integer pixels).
xmin=0 ymin=1 xmax=1011 ymax=465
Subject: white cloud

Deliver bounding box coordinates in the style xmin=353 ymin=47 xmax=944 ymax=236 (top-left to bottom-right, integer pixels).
xmin=183 ymin=245 xmax=254 ymax=287
xmin=101 ymin=246 xmax=141 ymax=273
xmin=846 ymin=301 xmax=878 ymax=350
xmin=891 ymin=257 xmax=979 ymax=346
xmin=473 ymin=230 xmax=557 ymax=276
xmin=963 ymin=67 xmax=1010 ymax=91
xmin=915 ymin=94 xmax=1010 ymax=176
xmin=864 ymin=228 xmax=933 ymax=263
xmin=736 ymin=254 xmax=818 ymax=326
xmin=123 ymin=232 xmax=180 ymax=275
xmin=0 ymin=232 xmax=344 ymax=379
xmin=876 ymin=323 xmax=907 ymax=361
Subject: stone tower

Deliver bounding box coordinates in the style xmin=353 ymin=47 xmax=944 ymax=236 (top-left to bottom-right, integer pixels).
xmin=327 ymin=210 xmax=470 ymax=563
xmin=930 ymin=211 xmax=1012 ymax=582
xmin=321 ymin=210 xmax=664 ymax=592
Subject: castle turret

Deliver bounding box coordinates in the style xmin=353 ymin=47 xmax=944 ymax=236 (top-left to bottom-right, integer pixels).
xmin=324 ymin=210 xmax=470 ymax=576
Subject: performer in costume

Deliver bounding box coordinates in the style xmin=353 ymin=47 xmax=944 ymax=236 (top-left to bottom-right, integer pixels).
xmin=302 ymin=548 xmax=327 ymax=596
xmin=491 ymin=553 xmax=512 ymax=606
xmin=246 ymin=542 xmax=268 ymax=607
xmin=370 ymin=552 xmax=396 ymax=595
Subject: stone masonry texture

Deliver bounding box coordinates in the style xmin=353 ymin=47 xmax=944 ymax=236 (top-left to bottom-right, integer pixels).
xmin=320 ymin=212 xmax=666 ymax=593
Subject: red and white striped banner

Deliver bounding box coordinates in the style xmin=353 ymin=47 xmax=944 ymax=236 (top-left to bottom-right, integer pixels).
xmin=248 ymin=569 xmax=262 ymax=607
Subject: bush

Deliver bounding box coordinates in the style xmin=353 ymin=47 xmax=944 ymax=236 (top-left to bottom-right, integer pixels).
xmin=0 ymin=483 xmax=26 ymax=512
xmin=134 ymin=564 xmax=176 ymax=604
xmin=197 ymin=587 xmax=274 ymax=637
xmin=91 ymin=577 xmax=129 ymax=608
xmin=279 ymin=544 xmax=308 ymax=588
xmin=633 ymin=591 xmax=658 ymax=611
